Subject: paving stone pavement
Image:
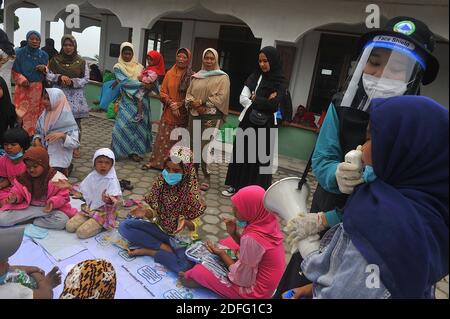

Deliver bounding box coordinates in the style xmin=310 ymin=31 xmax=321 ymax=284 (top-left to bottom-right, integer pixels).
xmin=71 ymin=113 xmax=448 ymax=299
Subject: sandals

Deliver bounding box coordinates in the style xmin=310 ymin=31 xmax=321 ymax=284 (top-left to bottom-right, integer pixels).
xmin=120 ymin=179 xmax=134 ymax=191
xmin=200 ymin=183 xmax=210 ymax=191
xmin=129 ymin=154 xmax=143 ymax=162
xmin=141 ymin=163 xmax=162 ymax=171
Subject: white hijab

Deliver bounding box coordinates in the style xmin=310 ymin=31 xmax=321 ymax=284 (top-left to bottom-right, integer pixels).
xmin=79 ymin=148 xmax=122 ymax=210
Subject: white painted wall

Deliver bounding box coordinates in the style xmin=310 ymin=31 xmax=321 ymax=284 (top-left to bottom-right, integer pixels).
xmin=100 ymin=15 xmax=129 ymax=72
xmin=421 ymin=42 xmax=449 ymax=108
xmin=289 ymin=31 xmax=321 ymax=112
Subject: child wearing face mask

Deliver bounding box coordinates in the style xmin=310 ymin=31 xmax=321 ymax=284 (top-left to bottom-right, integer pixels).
xmin=118 ymin=146 xmax=206 ymax=274
xmin=65 ymin=148 xmax=122 ymax=239
xmin=0 ymin=128 xmax=30 ymax=202
xmin=179 ymin=185 xmax=286 ymax=299
xmin=0 ymin=146 xmax=75 ymax=229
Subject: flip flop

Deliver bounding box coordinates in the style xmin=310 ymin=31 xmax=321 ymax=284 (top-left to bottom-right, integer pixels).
xmin=141 ymin=163 xmax=153 ymax=170
xmin=129 ymin=154 xmax=143 ymax=162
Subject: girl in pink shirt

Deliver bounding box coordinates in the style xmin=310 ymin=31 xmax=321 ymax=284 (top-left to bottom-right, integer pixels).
xmin=0 ymin=128 xmax=29 ymax=202
xmin=180 ymin=185 xmax=286 ymax=299
xmin=0 ymin=146 xmax=76 ymax=229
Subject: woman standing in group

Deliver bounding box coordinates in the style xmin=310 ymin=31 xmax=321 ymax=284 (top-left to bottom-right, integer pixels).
xmin=142 ymin=48 xmax=194 ymax=171
xmin=185 ymin=48 xmax=230 ymax=191
xmin=12 ymin=31 xmax=49 ymax=136
xmin=111 ymin=42 xmax=152 ymax=162
xmin=223 ymin=46 xmax=287 ymax=196
xmin=0 ymin=76 xmax=17 ymax=153
xmin=47 ymin=35 xmax=90 ymax=158
xmin=0 ymin=29 xmax=16 ymax=98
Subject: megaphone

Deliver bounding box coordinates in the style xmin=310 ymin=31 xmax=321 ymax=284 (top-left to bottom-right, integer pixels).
xmin=264 ymin=177 xmax=310 ymax=221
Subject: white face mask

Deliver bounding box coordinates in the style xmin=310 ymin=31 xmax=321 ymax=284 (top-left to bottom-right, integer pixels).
xmin=362 ymin=73 xmax=408 ymax=99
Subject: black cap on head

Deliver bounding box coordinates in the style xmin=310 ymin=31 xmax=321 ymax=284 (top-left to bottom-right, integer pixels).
xmin=359 ymin=16 xmax=439 ymax=85
xmin=3 ymin=127 xmax=31 ymax=151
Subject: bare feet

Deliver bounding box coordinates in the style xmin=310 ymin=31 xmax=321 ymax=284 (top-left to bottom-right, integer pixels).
xmin=127 ymin=247 xmax=157 ymax=257
xmin=178 ymin=272 xmax=201 ymax=288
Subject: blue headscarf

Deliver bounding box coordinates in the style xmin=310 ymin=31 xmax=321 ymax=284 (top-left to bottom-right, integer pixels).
xmin=343 ymin=96 xmax=449 ymax=299
xmin=12 ymin=31 xmax=48 ymax=82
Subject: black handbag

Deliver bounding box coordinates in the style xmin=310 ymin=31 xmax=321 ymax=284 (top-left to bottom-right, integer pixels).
xmin=249 ymin=109 xmax=270 ymax=126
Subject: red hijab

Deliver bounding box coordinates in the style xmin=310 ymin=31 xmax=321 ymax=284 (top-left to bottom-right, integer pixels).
xmin=231 ymin=186 xmax=283 ymax=249
xmin=147 ymin=50 xmax=165 ymax=76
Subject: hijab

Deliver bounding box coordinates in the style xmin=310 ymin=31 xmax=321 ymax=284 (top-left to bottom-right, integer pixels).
xmin=192 ymin=48 xmax=227 ymax=79
xmin=147 ymin=50 xmax=165 ymax=76
xmin=12 ymin=31 xmax=49 ymax=82
xmin=0 ymin=76 xmax=16 ymax=146
xmin=343 ymin=96 xmax=449 ymax=298
xmin=60 ymin=259 xmax=116 ymax=299
xmin=231 ymin=185 xmax=283 ymax=249
xmin=0 ymin=29 xmax=15 ymax=57
xmin=245 ymin=46 xmax=286 ymax=94
xmin=165 ymin=47 xmax=194 ymax=95
xmin=42 ymin=88 xmax=79 ymax=136
xmin=79 ymin=148 xmax=122 ymax=210
xmin=113 ymin=42 xmax=143 ymax=80
xmin=17 ymin=146 xmax=56 ymax=200
xmin=48 ymin=35 xmax=86 ymax=79
xmin=144 ymin=146 xmax=205 ymax=234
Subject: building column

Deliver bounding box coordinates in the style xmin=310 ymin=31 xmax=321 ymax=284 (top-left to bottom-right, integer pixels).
xmin=63 ymin=25 xmax=73 ymax=35
xmin=98 ymin=15 xmax=109 ymax=71
xmin=131 ymin=25 xmax=145 ymax=64
xmin=4 ymin=4 xmax=16 ymax=44
xmin=40 ymin=19 xmax=51 ymax=41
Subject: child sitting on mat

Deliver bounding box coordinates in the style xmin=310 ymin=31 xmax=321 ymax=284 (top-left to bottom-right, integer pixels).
xmin=0 ymin=128 xmax=30 ymax=202
xmin=65 ymin=148 xmax=122 ymax=239
xmin=0 ymin=146 xmax=75 ymax=229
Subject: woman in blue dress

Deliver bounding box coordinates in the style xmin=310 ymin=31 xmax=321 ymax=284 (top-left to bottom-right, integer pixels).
xmin=111 ymin=42 xmax=152 ymax=162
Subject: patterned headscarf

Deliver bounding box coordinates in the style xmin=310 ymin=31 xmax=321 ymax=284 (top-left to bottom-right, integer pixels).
xmin=144 ymin=146 xmax=205 ymax=234
xmin=60 ymin=259 xmax=116 ymax=299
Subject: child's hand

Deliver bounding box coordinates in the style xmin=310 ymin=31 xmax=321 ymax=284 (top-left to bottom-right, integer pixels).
xmin=206 ymin=240 xmax=225 ymax=256
xmin=45 ymin=266 xmax=62 ymax=288
xmin=53 ymin=179 xmax=72 ymax=190
xmin=21 ymin=79 xmax=30 ymax=88
xmin=174 ymin=216 xmax=186 ymax=234
xmin=102 ymin=190 xmax=113 ymax=204
xmin=223 ymin=217 xmax=237 ymax=236
xmin=268 ymin=92 xmax=277 ymax=100
xmin=129 ymin=207 xmax=146 ymax=218
xmin=7 ymin=193 xmax=17 ymax=204
xmin=137 ymin=75 xmax=142 ymax=81
xmin=282 ymin=284 xmax=313 ymax=299
xmin=44 ymin=201 xmax=53 ymax=213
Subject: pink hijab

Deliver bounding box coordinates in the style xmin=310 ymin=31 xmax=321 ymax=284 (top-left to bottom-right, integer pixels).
xmin=231 ymin=185 xmax=283 ymax=249
xmin=42 ymin=88 xmax=78 ymax=135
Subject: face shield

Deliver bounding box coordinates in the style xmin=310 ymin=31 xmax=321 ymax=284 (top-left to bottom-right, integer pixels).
xmin=340 ymin=35 xmax=426 ymax=112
